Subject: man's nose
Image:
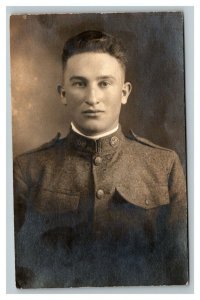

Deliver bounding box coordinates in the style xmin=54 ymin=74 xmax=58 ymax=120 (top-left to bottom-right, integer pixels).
xmin=85 ymin=86 xmax=99 ymax=105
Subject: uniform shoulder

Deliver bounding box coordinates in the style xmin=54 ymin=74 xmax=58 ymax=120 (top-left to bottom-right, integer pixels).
xmin=126 ymin=130 xmax=175 ymax=153
xmin=13 ymin=133 xmax=66 ymax=185
xmin=16 ymin=132 xmax=64 ymax=160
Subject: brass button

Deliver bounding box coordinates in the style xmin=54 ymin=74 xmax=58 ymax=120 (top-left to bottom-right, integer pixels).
xmin=96 ymin=189 xmax=104 ymax=199
xmin=94 ymin=156 xmax=102 ymax=165
xmin=110 ymin=136 xmax=119 ymax=147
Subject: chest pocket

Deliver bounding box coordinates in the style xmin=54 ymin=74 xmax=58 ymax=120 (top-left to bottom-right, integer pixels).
xmin=33 ymin=187 xmax=80 ymax=214
xmin=116 ymin=184 xmax=170 ymax=209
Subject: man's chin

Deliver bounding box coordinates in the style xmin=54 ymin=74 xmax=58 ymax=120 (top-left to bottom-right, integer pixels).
xmin=75 ymin=117 xmax=118 ymax=136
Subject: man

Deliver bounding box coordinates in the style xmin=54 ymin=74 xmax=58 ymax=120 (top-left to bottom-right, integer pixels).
xmin=13 ymin=30 xmax=188 ymax=288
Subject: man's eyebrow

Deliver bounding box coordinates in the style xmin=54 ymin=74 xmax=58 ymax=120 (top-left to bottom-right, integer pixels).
xmin=69 ymin=75 xmax=116 ymax=81
xmin=97 ymin=76 xmax=116 ymax=81
xmin=69 ymin=76 xmax=87 ymax=81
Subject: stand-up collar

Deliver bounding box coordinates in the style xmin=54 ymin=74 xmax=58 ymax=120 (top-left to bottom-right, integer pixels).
xmin=67 ymin=125 xmax=125 ymax=154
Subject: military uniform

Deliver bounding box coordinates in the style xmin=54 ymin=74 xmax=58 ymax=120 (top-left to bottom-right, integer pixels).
xmin=13 ymin=126 xmax=188 ymax=288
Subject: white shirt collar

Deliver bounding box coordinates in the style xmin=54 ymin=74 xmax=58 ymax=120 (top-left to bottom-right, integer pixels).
xmin=71 ymin=123 xmax=119 ymax=140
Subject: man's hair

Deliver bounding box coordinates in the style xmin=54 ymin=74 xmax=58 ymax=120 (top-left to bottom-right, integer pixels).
xmin=62 ymin=30 xmax=127 ymax=71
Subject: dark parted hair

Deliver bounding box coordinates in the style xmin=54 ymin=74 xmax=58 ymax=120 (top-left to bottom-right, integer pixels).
xmin=62 ymin=30 xmax=127 ymax=71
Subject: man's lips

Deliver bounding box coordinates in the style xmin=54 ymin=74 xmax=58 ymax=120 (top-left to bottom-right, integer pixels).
xmin=82 ymin=110 xmax=104 ymax=116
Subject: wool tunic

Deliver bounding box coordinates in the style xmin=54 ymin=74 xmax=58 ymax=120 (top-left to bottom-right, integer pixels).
xmin=13 ymin=127 xmax=188 ymax=288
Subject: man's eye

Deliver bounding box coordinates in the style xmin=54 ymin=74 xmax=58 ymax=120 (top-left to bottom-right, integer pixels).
xmin=99 ymin=81 xmax=111 ymax=88
xmin=72 ymin=82 xmax=86 ymax=87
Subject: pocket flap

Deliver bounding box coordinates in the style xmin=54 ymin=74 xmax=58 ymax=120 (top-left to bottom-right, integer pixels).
xmin=34 ymin=188 xmax=80 ymax=214
xmin=116 ymin=185 xmax=169 ymax=209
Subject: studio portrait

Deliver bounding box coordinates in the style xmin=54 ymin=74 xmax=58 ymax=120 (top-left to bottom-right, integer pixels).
xmin=10 ymin=12 xmax=188 ymax=288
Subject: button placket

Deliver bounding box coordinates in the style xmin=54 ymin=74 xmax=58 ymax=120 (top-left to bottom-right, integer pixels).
xmin=92 ymin=157 xmax=104 ymax=200
xmin=94 ymin=156 xmax=102 ymax=166
xmin=96 ymin=189 xmax=104 ymax=199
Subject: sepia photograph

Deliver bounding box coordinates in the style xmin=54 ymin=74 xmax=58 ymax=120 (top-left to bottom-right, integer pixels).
xmin=10 ymin=12 xmax=188 ymax=288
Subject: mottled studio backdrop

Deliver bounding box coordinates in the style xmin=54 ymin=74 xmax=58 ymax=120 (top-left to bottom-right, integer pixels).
xmin=10 ymin=12 xmax=186 ymax=170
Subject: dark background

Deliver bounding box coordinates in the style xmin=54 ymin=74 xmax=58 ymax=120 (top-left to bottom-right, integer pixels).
xmin=10 ymin=12 xmax=186 ymax=170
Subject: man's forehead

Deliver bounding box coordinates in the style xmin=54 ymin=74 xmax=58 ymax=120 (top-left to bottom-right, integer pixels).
xmin=66 ymin=52 xmax=123 ymax=68
xmin=64 ymin=52 xmax=125 ymax=78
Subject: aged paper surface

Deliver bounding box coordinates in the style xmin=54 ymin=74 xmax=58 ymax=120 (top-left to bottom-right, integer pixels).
xmin=11 ymin=12 xmax=188 ymax=288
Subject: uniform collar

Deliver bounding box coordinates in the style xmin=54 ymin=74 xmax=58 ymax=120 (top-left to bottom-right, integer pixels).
xmin=68 ymin=124 xmax=124 ymax=154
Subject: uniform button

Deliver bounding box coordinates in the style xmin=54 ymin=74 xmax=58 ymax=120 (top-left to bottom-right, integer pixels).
xmin=94 ymin=156 xmax=102 ymax=165
xmin=96 ymin=189 xmax=104 ymax=199
xmin=145 ymin=199 xmax=149 ymax=205
xmin=110 ymin=136 xmax=119 ymax=147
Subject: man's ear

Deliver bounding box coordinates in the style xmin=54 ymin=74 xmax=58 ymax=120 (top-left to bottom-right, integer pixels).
xmin=121 ymin=82 xmax=132 ymax=105
xmin=57 ymin=84 xmax=67 ymax=105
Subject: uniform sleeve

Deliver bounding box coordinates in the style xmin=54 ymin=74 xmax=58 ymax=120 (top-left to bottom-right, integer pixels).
xmin=13 ymin=157 xmax=29 ymax=234
xmin=168 ymin=152 xmax=187 ymax=204
xmin=13 ymin=157 xmax=38 ymax=288
xmin=165 ymin=152 xmax=188 ymax=284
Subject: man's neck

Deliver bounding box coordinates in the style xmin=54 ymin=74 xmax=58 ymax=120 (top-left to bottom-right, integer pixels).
xmin=71 ymin=123 xmax=119 ymax=140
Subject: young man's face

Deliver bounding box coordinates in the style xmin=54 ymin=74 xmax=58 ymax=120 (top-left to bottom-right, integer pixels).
xmin=59 ymin=52 xmax=132 ymax=136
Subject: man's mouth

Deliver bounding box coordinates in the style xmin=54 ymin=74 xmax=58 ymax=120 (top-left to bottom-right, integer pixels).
xmin=82 ymin=109 xmax=104 ymax=116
